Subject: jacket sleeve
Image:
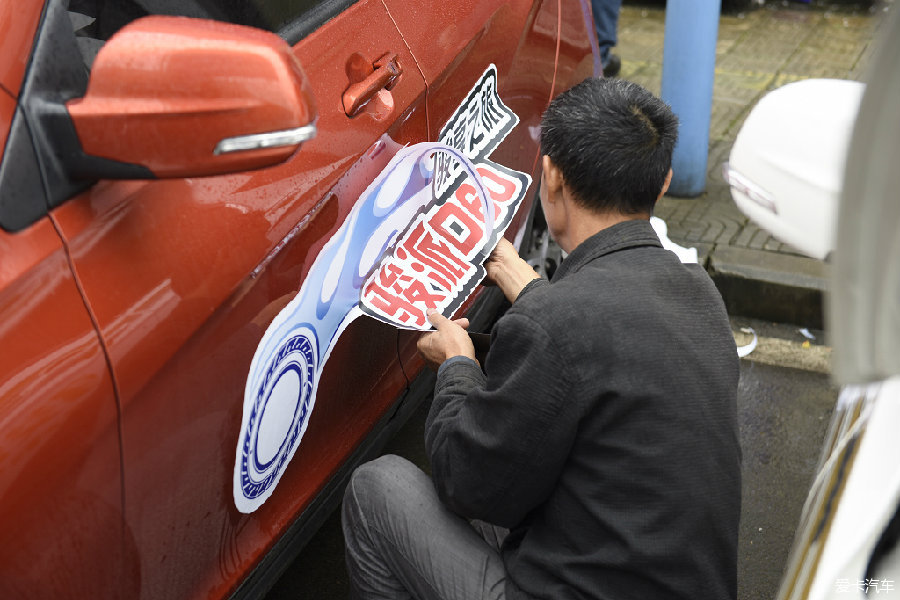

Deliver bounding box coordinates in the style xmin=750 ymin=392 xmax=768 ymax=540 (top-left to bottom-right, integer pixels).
xmin=424 ymin=308 xmax=579 ymax=528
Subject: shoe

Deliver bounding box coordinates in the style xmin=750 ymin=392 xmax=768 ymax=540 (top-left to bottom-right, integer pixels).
xmin=602 ymin=54 xmax=621 ymax=78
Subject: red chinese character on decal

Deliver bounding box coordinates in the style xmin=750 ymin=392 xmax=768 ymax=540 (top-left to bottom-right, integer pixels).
xmin=429 ymin=201 xmax=485 ymax=257
xmin=364 ymin=279 xmax=427 ymax=327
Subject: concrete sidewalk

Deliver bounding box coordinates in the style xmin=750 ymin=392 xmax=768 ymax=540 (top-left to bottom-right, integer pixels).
xmin=618 ymin=1 xmax=890 ymax=329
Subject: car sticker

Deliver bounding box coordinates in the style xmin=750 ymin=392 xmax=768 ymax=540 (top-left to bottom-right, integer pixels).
xmin=360 ymin=159 xmax=528 ymax=328
xmin=433 ymin=64 xmax=518 ymax=200
xmin=234 ymin=64 xmax=532 ymax=513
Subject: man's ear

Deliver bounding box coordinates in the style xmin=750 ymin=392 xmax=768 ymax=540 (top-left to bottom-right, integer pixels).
xmin=658 ymin=168 xmax=673 ymax=200
xmin=542 ymin=155 xmax=564 ymax=202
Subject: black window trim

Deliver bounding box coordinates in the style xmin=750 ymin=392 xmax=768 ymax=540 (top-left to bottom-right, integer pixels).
xmin=277 ymin=0 xmax=359 ymax=46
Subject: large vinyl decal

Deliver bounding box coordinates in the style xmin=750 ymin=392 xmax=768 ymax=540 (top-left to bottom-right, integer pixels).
xmin=234 ymin=65 xmax=531 ymax=512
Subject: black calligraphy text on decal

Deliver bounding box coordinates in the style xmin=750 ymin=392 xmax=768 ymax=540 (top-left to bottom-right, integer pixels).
xmin=433 ymin=65 xmax=518 ymax=200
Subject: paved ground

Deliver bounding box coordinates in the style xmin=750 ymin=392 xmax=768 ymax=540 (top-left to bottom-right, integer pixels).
xmin=619 ymin=0 xmax=890 ymax=328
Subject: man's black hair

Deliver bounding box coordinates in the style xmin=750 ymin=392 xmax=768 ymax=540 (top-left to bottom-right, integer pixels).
xmin=540 ymin=77 xmax=678 ymax=215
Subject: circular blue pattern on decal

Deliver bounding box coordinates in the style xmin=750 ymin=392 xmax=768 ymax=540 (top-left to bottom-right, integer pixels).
xmin=252 ymin=363 xmax=303 ymax=473
xmin=239 ymin=332 xmax=316 ymax=501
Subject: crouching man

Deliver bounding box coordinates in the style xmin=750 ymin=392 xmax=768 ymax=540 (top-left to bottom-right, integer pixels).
xmin=342 ymin=77 xmax=741 ymax=600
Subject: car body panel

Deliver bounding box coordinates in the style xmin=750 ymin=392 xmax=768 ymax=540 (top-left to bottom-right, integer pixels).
xmin=0 ymin=221 xmax=127 ymax=598
xmin=0 ymin=0 xmax=43 ymax=97
xmin=384 ymin=0 xmax=594 ymax=149
xmin=831 ymin=4 xmax=900 ymax=386
xmin=52 ymin=1 xmax=428 ymax=597
xmin=0 ymin=213 xmax=60 ymax=289
xmin=383 ymin=0 xmax=554 ymax=181
xmin=0 ymin=88 xmax=14 ymax=164
xmin=777 ymin=381 xmax=900 ymax=600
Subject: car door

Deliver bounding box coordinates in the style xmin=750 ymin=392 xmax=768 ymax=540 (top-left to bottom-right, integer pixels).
xmin=39 ymin=0 xmax=428 ymax=598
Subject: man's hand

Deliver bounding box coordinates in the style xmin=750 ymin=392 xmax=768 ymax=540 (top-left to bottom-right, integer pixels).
xmin=417 ymin=310 xmax=476 ymax=371
xmin=485 ymin=238 xmax=541 ymax=303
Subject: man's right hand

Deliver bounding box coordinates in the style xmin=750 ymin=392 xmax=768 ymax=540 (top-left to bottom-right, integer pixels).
xmin=417 ymin=311 xmax=476 ymax=371
xmin=485 ymin=238 xmax=541 ymax=304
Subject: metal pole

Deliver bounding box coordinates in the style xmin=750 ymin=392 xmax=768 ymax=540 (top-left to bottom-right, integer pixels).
xmin=661 ymin=0 xmax=721 ymax=197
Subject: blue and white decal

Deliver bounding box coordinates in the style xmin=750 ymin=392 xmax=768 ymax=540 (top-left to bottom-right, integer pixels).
xmin=234 ymin=64 xmax=531 ymax=513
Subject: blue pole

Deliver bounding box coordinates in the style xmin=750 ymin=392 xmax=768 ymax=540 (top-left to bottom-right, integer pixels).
xmin=660 ymin=0 xmax=720 ymax=197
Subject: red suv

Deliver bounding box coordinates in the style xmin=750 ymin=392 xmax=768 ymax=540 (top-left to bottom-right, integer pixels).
xmin=0 ymin=0 xmax=594 ymax=597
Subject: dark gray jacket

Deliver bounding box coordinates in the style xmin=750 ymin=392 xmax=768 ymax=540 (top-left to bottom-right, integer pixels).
xmin=426 ymin=219 xmax=741 ymax=600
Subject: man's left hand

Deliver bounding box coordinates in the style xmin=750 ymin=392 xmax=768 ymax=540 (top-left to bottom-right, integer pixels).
xmin=417 ymin=310 xmax=477 ymax=370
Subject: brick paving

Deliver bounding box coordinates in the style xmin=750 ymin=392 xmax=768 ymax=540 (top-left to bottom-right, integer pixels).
xmin=617 ymin=1 xmax=885 ymax=258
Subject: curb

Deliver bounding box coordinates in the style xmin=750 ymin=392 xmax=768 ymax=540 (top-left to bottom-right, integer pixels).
xmin=706 ymin=246 xmax=828 ymax=330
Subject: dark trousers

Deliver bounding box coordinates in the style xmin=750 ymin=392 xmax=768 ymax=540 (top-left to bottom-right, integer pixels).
xmin=591 ymin=0 xmax=623 ymax=63
xmin=342 ymin=455 xmax=509 ymax=599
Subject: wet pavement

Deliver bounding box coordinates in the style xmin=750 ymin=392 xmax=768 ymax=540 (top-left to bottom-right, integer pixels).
xmin=735 ymin=356 xmax=837 ymax=600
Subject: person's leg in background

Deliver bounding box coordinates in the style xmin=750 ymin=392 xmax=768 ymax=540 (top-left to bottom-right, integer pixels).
xmin=342 ymin=454 xmax=508 ymax=600
xmin=591 ymin=0 xmax=623 ymax=77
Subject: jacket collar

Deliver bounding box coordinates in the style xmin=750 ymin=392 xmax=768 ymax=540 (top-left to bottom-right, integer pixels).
xmin=551 ymin=219 xmax=662 ymax=282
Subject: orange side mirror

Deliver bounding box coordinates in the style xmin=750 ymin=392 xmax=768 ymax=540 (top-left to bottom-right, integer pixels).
xmin=66 ymin=16 xmax=317 ymax=179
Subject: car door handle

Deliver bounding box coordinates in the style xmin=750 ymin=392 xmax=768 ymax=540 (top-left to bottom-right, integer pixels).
xmin=342 ymin=53 xmax=402 ymax=116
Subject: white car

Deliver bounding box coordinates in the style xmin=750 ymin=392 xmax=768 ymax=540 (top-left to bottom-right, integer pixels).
xmin=724 ymin=7 xmax=900 ymax=599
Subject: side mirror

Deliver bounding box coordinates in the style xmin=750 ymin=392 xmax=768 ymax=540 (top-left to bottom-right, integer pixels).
xmin=66 ymin=16 xmax=317 ymax=179
xmin=723 ymin=79 xmax=864 ymax=260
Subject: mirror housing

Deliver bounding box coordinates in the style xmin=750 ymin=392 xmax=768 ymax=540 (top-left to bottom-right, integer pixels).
xmin=66 ymin=16 xmax=317 ymax=179
xmin=724 ymin=79 xmax=863 ymax=260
